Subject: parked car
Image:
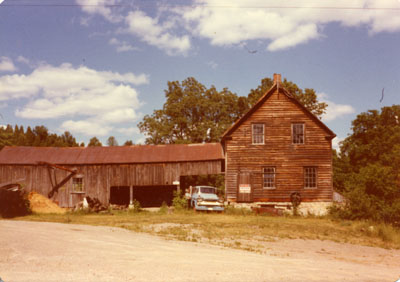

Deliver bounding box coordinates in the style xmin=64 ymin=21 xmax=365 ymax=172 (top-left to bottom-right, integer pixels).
xmin=186 ymin=186 xmax=224 ymax=212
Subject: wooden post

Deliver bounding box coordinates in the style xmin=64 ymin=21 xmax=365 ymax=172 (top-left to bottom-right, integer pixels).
xmin=129 ymin=185 xmax=133 ymax=205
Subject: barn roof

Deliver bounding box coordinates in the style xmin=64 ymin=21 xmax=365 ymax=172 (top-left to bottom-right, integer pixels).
xmin=221 ymin=74 xmax=336 ymax=143
xmin=0 ymin=143 xmax=224 ymax=165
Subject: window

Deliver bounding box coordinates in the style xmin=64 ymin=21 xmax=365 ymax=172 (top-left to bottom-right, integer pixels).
xmin=72 ymin=176 xmax=84 ymax=192
xmin=292 ymin=123 xmax=304 ymax=144
xmin=252 ymin=123 xmax=264 ymax=144
xmin=263 ymin=167 xmax=276 ymax=189
xmin=304 ymin=167 xmax=317 ymax=188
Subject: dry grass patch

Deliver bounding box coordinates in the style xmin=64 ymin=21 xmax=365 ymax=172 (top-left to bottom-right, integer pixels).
xmin=10 ymin=209 xmax=400 ymax=251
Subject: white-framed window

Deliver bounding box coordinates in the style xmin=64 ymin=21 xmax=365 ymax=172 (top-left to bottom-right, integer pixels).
xmin=304 ymin=167 xmax=317 ymax=188
xmin=292 ymin=123 xmax=304 ymax=144
xmin=263 ymin=167 xmax=276 ymax=189
xmin=72 ymin=176 xmax=84 ymax=192
xmin=252 ymin=123 xmax=264 ymax=144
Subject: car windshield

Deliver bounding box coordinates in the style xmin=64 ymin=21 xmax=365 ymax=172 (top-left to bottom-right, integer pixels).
xmin=200 ymin=187 xmax=216 ymax=194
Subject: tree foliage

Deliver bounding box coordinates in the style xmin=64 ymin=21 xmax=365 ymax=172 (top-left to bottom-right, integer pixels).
xmin=139 ymin=76 xmax=326 ymax=144
xmin=124 ymin=140 xmax=134 ymax=146
xmin=0 ymin=124 xmax=79 ymax=149
xmin=88 ymin=137 xmax=102 ymax=147
xmin=247 ymin=77 xmax=327 ymax=117
xmin=334 ymin=105 xmax=400 ymax=224
xmin=107 ymin=136 xmax=119 ymax=146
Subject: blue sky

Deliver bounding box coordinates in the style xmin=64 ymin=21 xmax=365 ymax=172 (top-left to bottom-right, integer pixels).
xmin=0 ymin=0 xmax=399 ymax=148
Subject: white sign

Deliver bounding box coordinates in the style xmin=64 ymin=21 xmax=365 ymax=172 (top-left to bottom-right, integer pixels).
xmin=239 ymin=184 xmax=251 ymax=193
xmin=173 ymin=181 xmax=180 ymax=185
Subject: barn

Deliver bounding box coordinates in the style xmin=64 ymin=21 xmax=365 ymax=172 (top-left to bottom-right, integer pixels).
xmin=0 ymin=143 xmax=224 ymax=207
xmin=221 ymin=74 xmax=336 ymax=214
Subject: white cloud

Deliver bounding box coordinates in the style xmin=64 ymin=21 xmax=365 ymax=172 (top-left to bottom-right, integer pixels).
xmin=332 ymin=136 xmax=343 ymax=152
xmin=207 ymin=61 xmax=218 ymax=69
xmin=0 ymin=63 xmax=148 ymax=137
xmin=76 ymin=0 xmax=123 ymax=23
xmin=61 ymin=120 xmax=112 ymax=137
xmin=175 ymin=0 xmax=400 ymax=51
xmin=318 ymin=93 xmax=356 ymax=122
xmin=77 ymin=0 xmax=400 ymax=53
xmin=125 ymin=10 xmax=191 ymax=55
xmin=109 ymin=38 xmax=139 ymax=52
xmin=16 ymin=56 xmax=30 ymax=65
xmin=116 ymin=127 xmax=140 ymax=135
xmin=0 ymin=57 xmax=17 ymax=72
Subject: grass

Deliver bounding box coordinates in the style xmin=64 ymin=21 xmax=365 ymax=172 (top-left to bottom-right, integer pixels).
xmin=7 ymin=209 xmax=400 ymax=251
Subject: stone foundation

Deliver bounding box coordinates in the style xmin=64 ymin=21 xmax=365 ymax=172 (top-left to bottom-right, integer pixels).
xmin=228 ymin=201 xmax=332 ymax=216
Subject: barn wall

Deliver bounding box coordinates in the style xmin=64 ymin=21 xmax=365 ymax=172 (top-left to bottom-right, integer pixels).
xmin=225 ymin=88 xmax=333 ymax=203
xmin=0 ymin=160 xmax=222 ymax=207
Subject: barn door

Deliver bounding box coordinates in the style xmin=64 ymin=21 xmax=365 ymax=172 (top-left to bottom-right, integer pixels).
xmin=237 ymin=172 xmax=253 ymax=202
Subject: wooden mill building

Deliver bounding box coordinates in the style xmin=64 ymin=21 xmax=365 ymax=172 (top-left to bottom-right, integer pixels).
xmin=0 ymin=74 xmax=335 ymax=213
xmin=222 ymin=74 xmax=336 ymax=213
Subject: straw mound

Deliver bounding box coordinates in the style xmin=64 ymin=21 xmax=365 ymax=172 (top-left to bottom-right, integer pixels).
xmin=28 ymin=192 xmax=66 ymax=214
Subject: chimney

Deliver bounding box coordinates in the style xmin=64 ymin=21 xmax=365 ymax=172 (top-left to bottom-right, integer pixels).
xmin=273 ymin=73 xmax=281 ymax=84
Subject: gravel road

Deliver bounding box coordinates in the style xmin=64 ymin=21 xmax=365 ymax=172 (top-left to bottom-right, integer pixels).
xmin=0 ymin=220 xmax=399 ymax=282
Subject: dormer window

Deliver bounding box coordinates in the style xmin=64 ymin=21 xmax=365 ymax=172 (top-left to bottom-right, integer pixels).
xmin=292 ymin=123 xmax=304 ymax=144
xmin=252 ymin=123 xmax=264 ymax=144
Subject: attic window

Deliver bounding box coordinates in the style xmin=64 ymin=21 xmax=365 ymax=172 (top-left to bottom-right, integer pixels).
xmin=292 ymin=123 xmax=304 ymax=144
xmin=72 ymin=175 xmax=84 ymax=193
xmin=252 ymin=124 xmax=264 ymax=144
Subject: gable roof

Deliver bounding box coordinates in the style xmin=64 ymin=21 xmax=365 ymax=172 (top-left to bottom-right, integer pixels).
xmin=0 ymin=143 xmax=224 ymax=165
xmin=221 ymin=79 xmax=336 ymax=142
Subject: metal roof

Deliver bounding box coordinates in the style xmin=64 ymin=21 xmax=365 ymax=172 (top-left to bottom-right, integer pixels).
xmin=0 ymin=143 xmax=224 ymax=165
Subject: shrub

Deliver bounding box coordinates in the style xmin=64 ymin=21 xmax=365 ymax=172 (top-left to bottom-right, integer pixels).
xmin=0 ymin=189 xmax=31 ymax=218
xmin=172 ymin=191 xmax=187 ymax=211
xmin=159 ymin=201 xmax=168 ymax=214
xmin=334 ymin=164 xmax=400 ymax=226
xmin=130 ymin=199 xmax=142 ymax=213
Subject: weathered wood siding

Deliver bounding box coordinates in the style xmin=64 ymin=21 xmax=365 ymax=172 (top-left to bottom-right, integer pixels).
xmin=225 ymin=88 xmax=333 ymax=202
xmin=0 ymin=160 xmax=222 ymax=207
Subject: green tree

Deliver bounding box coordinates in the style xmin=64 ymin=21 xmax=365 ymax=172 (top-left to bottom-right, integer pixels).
xmin=61 ymin=131 xmax=78 ymax=147
xmin=0 ymin=124 xmax=80 ymax=148
xmin=138 ymin=77 xmax=244 ymax=144
xmin=139 ymin=76 xmax=327 ymax=144
xmin=247 ymin=77 xmax=327 ymax=118
xmin=88 ymin=137 xmax=102 ymax=147
xmin=124 ymin=140 xmax=134 ymax=146
xmin=335 ymin=105 xmax=400 ymax=224
xmin=107 ymin=136 xmax=118 ymax=146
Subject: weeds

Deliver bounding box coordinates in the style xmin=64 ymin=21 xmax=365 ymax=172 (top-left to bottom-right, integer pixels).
xmin=172 ymin=191 xmax=187 ymax=211
xmin=10 ymin=208 xmax=400 ymax=250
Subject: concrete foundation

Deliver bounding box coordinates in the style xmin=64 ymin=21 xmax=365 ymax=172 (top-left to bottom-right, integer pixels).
xmin=228 ymin=201 xmax=332 ymax=216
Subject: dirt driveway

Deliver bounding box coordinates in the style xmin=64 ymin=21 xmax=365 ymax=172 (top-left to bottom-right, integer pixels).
xmin=0 ymin=220 xmax=399 ymax=282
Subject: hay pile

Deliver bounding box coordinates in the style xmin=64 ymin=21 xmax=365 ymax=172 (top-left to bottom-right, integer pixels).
xmin=28 ymin=192 xmax=66 ymax=214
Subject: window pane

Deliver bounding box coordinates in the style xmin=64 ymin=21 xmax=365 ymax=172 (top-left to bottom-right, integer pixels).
xmin=263 ymin=167 xmax=275 ymax=188
xmin=304 ymin=167 xmax=317 ymax=188
xmin=73 ymin=177 xmax=84 ymax=192
xmin=292 ymin=124 xmax=304 ymax=144
xmin=252 ymin=124 xmax=264 ymax=144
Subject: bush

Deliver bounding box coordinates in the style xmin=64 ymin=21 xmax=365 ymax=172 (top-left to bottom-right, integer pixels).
xmin=130 ymin=199 xmax=142 ymax=213
xmin=159 ymin=201 xmax=168 ymax=214
xmin=224 ymin=205 xmax=253 ymax=216
xmin=172 ymin=191 xmax=187 ymax=211
xmin=335 ymin=165 xmax=400 ymax=225
xmin=0 ymin=189 xmax=31 ymax=218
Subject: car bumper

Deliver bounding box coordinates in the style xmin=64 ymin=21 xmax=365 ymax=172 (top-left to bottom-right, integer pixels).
xmin=195 ymin=205 xmax=224 ymax=211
